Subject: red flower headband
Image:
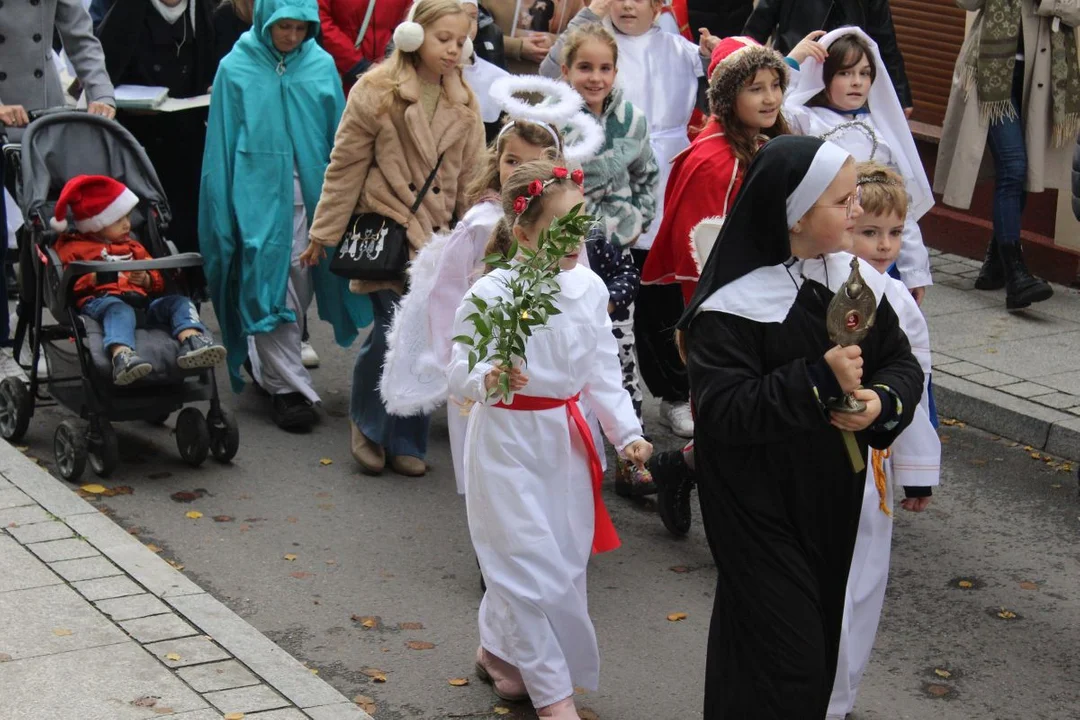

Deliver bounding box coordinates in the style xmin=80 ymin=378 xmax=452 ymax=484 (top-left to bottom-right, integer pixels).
xmin=512 ymin=167 xmax=585 ymax=216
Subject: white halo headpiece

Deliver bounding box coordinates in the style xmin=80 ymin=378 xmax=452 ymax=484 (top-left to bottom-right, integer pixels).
xmin=489 ymin=75 xmax=584 ymax=126
xmin=561 ymin=112 xmax=605 ymax=164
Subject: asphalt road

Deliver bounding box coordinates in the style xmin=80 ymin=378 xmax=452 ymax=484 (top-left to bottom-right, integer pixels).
xmin=14 ymin=315 xmax=1080 ymax=720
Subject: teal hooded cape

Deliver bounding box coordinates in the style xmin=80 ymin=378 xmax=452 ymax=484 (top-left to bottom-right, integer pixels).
xmin=199 ymin=0 xmax=372 ymax=393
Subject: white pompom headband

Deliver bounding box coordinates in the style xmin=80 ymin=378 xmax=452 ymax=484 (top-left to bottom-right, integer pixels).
xmin=394 ymin=1 xmax=474 ymax=62
xmin=489 ymin=75 xmax=606 ymax=163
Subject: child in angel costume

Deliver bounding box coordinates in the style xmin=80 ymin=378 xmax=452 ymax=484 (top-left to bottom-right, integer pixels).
xmin=678 ymin=136 xmax=924 ymax=719
xmin=539 ymin=0 xmax=721 ymax=440
xmin=827 ymin=162 xmax=939 ymax=720
xmin=379 ymin=75 xmax=622 ymax=496
xmin=783 ymin=26 xmax=934 ymax=303
xmin=449 ymin=158 xmax=652 ymax=720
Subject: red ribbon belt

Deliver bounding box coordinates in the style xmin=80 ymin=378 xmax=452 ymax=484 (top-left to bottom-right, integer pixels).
xmin=494 ymin=393 xmax=620 ymax=554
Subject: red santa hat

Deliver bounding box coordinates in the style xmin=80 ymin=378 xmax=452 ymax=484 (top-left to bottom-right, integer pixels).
xmin=51 ymin=175 xmax=139 ymax=234
xmin=706 ymin=36 xmax=788 ymax=119
xmin=708 ymin=36 xmax=766 ymax=79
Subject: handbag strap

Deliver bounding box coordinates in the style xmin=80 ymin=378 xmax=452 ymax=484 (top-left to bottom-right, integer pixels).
xmin=355 ymin=0 xmax=377 ymax=49
xmin=410 ymin=153 xmax=445 ymax=215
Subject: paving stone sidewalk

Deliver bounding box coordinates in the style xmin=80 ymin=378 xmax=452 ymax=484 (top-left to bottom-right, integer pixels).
xmin=923 ymin=248 xmax=1080 ymax=460
xmin=0 ymin=440 xmax=371 ymax=720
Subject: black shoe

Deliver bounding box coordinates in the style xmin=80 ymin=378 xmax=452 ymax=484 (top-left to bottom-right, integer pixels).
xmin=272 ymin=392 xmax=316 ymax=431
xmin=112 ymin=349 xmax=153 ymax=386
xmin=614 ymin=457 xmax=658 ymax=498
xmin=652 ymin=450 xmax=694 ymax=536
xmin=1000 ymin=242 xmax=1053 ymax=310
xmin=973 ymin=238 xmax=1006 ymax=291
xmin=176 ymin=334 xmax=227 ymax=370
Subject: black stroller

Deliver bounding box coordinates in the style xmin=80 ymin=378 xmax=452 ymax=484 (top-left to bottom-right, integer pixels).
xmin=0 ymin=111 xmax=238 ymax=481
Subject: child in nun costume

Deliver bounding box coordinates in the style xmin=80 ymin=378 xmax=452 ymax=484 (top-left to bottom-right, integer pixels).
xmin=678 ymin=135 xmax=924 ymax=719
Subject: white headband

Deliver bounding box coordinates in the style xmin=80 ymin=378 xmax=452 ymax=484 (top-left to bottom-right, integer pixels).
xmin=786 ymin=141 xmax=852 ymax=227
xmin=497 ymin=119 xmax=562 ymax=150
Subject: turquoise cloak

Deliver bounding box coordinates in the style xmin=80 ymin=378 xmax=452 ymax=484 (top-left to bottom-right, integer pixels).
xmin=198 ymin=0 xmax=372 ymax=393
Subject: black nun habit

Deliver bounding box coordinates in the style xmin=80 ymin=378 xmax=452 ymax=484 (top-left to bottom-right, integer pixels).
xmin=679 ymin=136 xmax=924 ymax=719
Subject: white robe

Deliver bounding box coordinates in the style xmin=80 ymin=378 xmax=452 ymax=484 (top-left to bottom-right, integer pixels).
xmin=613 ymin=26 xmax=703 ymax=250
xmin=448 ymin=264 xmax=642 ymax=707
xmin=463 ymin=56 xmax=510 ymax=123
xmin=828 ymin=274 xmax=940 ymax=718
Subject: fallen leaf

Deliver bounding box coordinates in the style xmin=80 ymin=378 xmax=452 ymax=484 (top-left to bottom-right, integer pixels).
xmin=934 ymin=668 xmax=951 ymax=679
xmin=165 ymin=652 xmax=181 ymax=661
xmin=448 ymin=678 xmax=469 ymax=687
xmin=103 ymin=486 xmax=134 ymax=497
xmin=358 ymin=616 xmax=378 ymax=630
xmin=170 ymin=491 xmax=202 ymax=503
xmin=319 ymin=458 xmax=333 ymax=466
xmin=283 ymin=553 xmax=297 ymax=561
xmin=1020 ymin=580 xmax=1039 ymax=590
xmin=669 ymin=566 xmax=690 ymax=574
xmin=213 ymin=515 xmax=234 ymax=523
xmin=1023 ymin=445 xmax=1034 ymax=451
xmin=80 ymin=484 xmax=107 ymax=494
xmin=957 ymin=580 xmax=973 ymax=589
xmin=151 ymin=707 xmax=174 ymax=715
xmin=361 ymin=667 xmax=388 ymax=682
xmin=0 ymin=653 xmax=12 ymax=662
xmin=309 ymin=668 xmax=319 ymax=675
xmin=1030 ymin=452 xmax=1043 ymax=461
xmin=997 ymin=608 xmax=1017 ymax=620
xmin=667 ymin=612 xmax=688 ymax=622
xmin=52 ymin=628 xmax=73 ymax=637
xmin=286 ymin=516 xmax=299 ymax=524
xmin=15 ymin=445 xmax=27 ymax=452
xmin=131 ymin=696 xmax=159 ymax=708
xmin=353 ymin=695 xmax=377 ymax=713
xmin=166 ymin=559 xmax=185 ymax=571
xmin=239 ymin=524 xmax=251 ymax=532
xmin=185 ymin=511 xmax=203 ymax=520
xmin=224 ymin=714 xmax=245 ymax=720
xmin=579 ymin=709 xmax=600 ymax=720
xmin=405 ymin=640 xmax=435 ymax=650
xmin=493 ymin=707 xmax=510 ymax=715
xmin=925 ymin=683 xmax=951 ymax=697
xmin=146 ymin=544 xmax=163 ymax=553
xmin=325 ymin=559 xmax=338 ymax=565
xmin=398 ymin=622 xmax=424 ymax=631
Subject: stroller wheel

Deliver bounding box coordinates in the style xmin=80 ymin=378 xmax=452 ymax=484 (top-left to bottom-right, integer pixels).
xmin=54 ymin=419 xmax=88 ymax=482
xmin=0 ymin=377 xmax=33 ymax=441
xmin=207 ymin=407 xmax=240 ymax=464
xmin=175 ymin=407 xmax=210 ymax=467
xmin=88 ymin=419 xmax=119 ymax=478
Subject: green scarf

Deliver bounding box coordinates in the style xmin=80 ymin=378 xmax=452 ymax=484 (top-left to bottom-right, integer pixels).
xmin=964 ymin=0 xmax=1080 ymax=146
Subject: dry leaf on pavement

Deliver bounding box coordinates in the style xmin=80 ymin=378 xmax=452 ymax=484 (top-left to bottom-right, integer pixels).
xmin=224 ymin=714 xmax=245 ymax=720
xmin=319 ymin=458 xmax=333 ymax=466
xmin=166 ymin=559 xmax=185 ymax=571
xmin=145 ymin=544 xmax=163 ymax=553
xmin=309 ymin=668 xmax=319 ymax=675
xmin=493 ymin=707 xmax=510 ymax=715
xmin=361 ymin=667 xmax=388 ymax=682
xmin=185 ymin=511 xmax=203 ymax=519
xmin=52 ymin=628 xmax=72 ymax=636
xmin=131 ymin=696 xmax=158 ymax=707
xmin=448 ymin=678 xmax=469 ymax=687
xmin=357 ymin=616 xmax=378 ymax=630
xmin=1019 ymin=581 xmax=1039 ymax=590
xmin=580 ymin=709 xmax=600 ymax=720
xmin=80 ymin=484 xmax=107 ymax=494
xmin=667 ymin=612 xmax=688 ymax=622
xmin=165 ymin=652 xmax=181 ymax=661
xmin=213 ymin=515 xmax=234 ymax=522
xmin=933 ymin=668 xmax=951 ymax=679
xmin=997 ymin=608 xmax=1017 ymax=620
xmin=283 ymin=553 xmax=297 ymax=561
xmin=354 ymin=695 xmax=377 ymax=713
xmin=290 ymin=571 xmax=313 ymax=579
xmin=405 ymin=640 xmax=435 ymax=650
xmin=398 ymin=622 xmax=424 ymax=630
xmin=957 ymin=580 xmax=973 ymax=589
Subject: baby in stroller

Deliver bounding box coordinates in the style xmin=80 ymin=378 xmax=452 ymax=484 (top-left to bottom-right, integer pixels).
xmin=51 ymin=175 xmax=225 ymax=386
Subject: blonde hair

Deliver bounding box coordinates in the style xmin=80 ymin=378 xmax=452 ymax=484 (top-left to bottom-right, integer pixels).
xmin=357 ymin=0 xmax=472 ymax=113
xmin=856 ymin=161 xmax=908 ymax=220
xmin=466 ymin=121 xmax=564 ymax=206
xmin=561 ymin=24 xmax=618 ymax=68
xmin=484 ymin=158 xmax=580 ymax=271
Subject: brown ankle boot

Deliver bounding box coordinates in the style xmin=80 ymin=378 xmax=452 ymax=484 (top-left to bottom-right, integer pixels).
xmin=350 ymin=421 xmax=384 ymax=474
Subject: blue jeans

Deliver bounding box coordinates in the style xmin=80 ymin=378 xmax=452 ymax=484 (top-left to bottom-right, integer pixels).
xmin=351 ymin=289 xmax=430 ymax=458
xmin=986 ymin=61 xmax=1028 ymax=247
xmin=81 ymin=294 xmax=206 ymax=351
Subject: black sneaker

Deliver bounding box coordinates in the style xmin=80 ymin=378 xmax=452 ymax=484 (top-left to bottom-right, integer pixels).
xmin=652 ymin=450 xmax=694 ymax=536
xmin=176 ymin=334 xmax=227 ymax=370
xmin=112 ymin=350 xmax=153 ymax=386
xmin=272 ymin=392 xmax=316 ymax=431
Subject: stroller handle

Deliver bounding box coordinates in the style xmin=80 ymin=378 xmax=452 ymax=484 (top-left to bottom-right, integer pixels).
xmin=55 ymin=254 xmax=204 ymax=311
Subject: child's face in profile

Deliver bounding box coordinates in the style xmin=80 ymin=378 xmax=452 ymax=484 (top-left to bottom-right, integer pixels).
xmin=498 ymin=134 xmax=549 ymax=189
xmin=791 ymin=162 xmax=861 ymax=259
xmin=852 ymin=209 xmax=904 ymax=274
xmin=95 ymin=214 xmax=132 ymax=243
xmin=514 ymin=186 xmax=586 ymax=271
xmin=271 ymin=19 xmax=308 ymax=54
xmin=734 ymin=68 xmax=783 ymax=133
xmin=610 ymin=0 xmax=658 ymax=36
xmin=826 ymin=51 xmax=873 ymax=112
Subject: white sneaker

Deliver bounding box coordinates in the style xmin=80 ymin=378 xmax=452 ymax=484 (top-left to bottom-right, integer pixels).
xmin=300 ymin=341 xmax=319 ymax=369
xmin=659 ymin=400 xmax=694 ymax=438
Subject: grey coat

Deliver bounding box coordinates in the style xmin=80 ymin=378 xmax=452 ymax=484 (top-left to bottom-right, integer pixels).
xmin=0 ymin=0 xmax=115 ymax=116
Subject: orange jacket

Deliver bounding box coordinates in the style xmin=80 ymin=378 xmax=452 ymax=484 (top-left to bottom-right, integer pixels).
xmin=53 ymin=234 xmax=166 ymax=308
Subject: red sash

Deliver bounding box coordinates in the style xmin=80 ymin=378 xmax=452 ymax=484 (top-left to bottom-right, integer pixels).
xmin=494 ymin=393 xmax=620 ymax=554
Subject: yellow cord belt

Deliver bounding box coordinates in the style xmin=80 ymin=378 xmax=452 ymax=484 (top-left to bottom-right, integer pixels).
xmin=871 ymin=447 xmax=893 ymax=517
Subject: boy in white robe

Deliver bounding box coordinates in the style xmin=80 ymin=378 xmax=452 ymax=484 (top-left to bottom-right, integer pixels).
xmin=828 ymin=162 xmax=940 ymax=720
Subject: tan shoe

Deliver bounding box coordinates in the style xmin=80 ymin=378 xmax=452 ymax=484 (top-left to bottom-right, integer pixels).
xmin=475 ymin=646 xmax=528 ymax=702
xmin=350 ymin=421 xmax=385 ymax=475
xmin=537 ymin=697 xmax=580 ymax=719
xmin=389 ymin=454 xmax=427 ymax=477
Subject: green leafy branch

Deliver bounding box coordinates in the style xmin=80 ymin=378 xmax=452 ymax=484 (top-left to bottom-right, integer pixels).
xmin=453 ymin=203 xmax=594 ymax=402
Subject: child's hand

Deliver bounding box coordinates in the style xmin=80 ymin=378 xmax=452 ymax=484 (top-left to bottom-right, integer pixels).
xmin=829 ymin=388 xmax=881 ymax=432
xmin=126 ymin=270 xmax=151 ymax=289
xmin=910 ymin=286 xmax=926 ymax=306
xmin=787 ymin=30 xmax=828 ymax=65
xmin=588 ymin=0 xmax=612 ymax=18
xmin=698 ymin=28 xmax=721 ymax=57
xmin=900 ymin=496 xmax=932 ymax=512
xmin=485 ymin=364 xmax=529 ymax=393
xmin=299 ymin=241 xmax=326 ymax=268
xmin=824 ymin=344 xmax=863 ymax=393
xmin=623 ymin=439 xmax=653 ymax=469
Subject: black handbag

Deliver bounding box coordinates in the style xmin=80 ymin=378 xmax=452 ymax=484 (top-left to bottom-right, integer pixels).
xmin=329 ymin=154 xmax=445 ymax=281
